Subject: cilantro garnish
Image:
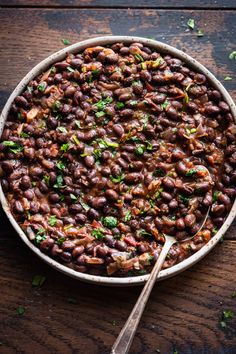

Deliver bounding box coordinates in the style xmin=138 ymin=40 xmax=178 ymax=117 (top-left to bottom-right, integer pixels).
xmin=48 ymin=215 xmax=57 ymax=226
xmin=16 ymin=306 xmax=25 ymax=315
xmin=186 ymin=169 xmax=197 ymax=177
xmin=70 ymin=193 xmax=78 ymax=202
xmin=134 ymin=53 xmax=144 ymax=62
xmin=179 ymin=194 xmax=189 ymax=205
xmin=56 ymin=237 xmax=66 ymax=245
xmin=62 ymin=38 xmax=71 ymax=45
xmin=110 ymin=174 xmax=125 ymax=184
xmin=60 ymin=143 xmax=70 ymax=152
xmin=102 ymin=216 xmax=118 ymax=229
xmin=3 ymin=140 xmax=23 ymax=154
xmin=56 ymin=161 xmax=66 ymax=170
xmin=213 ymin=191 xmax=219 ymax=202
xmin=187 ymin=18 xmax=195 ymax=29
xmin=124 ymin=210 xmax=132 ymax=222
xmin=53 ymin=175 xmax=64 ymax=189
xmin=197 ymin=29 xmax=204 ymax=37
xmin=153 ymin=168 xmax=165 ymax=177
xmin=95 ymin=111 xmax=105 ymax=118
xmin=91 ymin=228 xmax=105 ymax=240
xmin=135 ymin=145 xmax=145 ymax=156
xmin=96 ymin=97 xmax=113 ymax=111
xmin=35 ymin=227 xmax=47 ymax=245
xmin=116 ymin=102 xmax=125 ymax=110
xmin=32 ymin=275 xmax=46 ymax=287
xmin=229 ymin=51 xmax=236 ymax=60
xmin=79 ymin=198 xmax=90 ymax=211
xmin=37 ymin=82 xmax=46 ymax=92
xmin=57 ymin=126 xmax=68 ymax=133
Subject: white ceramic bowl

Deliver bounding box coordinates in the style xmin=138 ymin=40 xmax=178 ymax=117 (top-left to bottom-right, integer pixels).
xmin=0 ymin=36 xmax=236 ymax=286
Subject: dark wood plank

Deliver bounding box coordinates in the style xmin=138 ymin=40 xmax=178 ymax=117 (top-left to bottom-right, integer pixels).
xmin=0 ymin=238 xmax=236 ymax=353
xmin=0 ymin=8 xmax=235 ymax=111
xmin=0 ymin=0 xmax=236 ymax=9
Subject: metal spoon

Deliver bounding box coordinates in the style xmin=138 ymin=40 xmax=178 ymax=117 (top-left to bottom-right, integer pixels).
xmin=111 ymin=166 xmax=212 ymax=354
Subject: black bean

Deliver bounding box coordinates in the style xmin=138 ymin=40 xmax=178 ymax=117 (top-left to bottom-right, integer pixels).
xmin=115 ymin=240 xmax=127 ymax=252
xmin=75 ymin=214 xmax=87 ymax=223
xmin=105 ymin=189 xmax=119 ymax=201
xmin=162 ymin=177 xmax=175 ymax=191
xmin=184 ymin=214 xmax=196 ymax=228
xmin=72 ymin=246 xmax=85 ymax=258
xmin=19 ymin=176 xmax=31 ymax=191
xmin=84 ymin=155 xmax=95 ymax=168
xmin=211 ymin=204 xmax=225 ymax=217
xmin=124 ymin=173 xmax=142 ymax=184
xmin=92 ymin=197 xmax=107 ymax=209
xmin=14 ymin=200 xmax=24 ymax=214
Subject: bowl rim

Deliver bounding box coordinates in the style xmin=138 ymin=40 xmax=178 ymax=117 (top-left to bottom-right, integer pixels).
xmin=0 ymin=35 xmax=236 ymax=286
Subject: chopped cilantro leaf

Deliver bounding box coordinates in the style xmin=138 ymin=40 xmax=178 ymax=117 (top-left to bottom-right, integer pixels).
xmin=35 ymin=227 xmax=47 ymax=245
xmin=96 ymin=97 xmax=113 ymax=111
xmin=62 ymin=38 xmax=71 ymax=45
xmin=67 ymin=67 xmax=75 ymax=73
xmin=186 ymin=169 xmax=197 ymax=177
xmin=20 ymin=131 xmax=30 ymax=138
xmin=16 ymin=306 xmax=25 ymax=315
xmin=60 ymin=143 xmax=70 ymax=152
xmin=134 ymin=53 xmax=144 ymax=62
xmin=70 ymin=193 xmax=77 ymax=202
xmin=53 ymin=174 xmax=64 ymax=189
xmin=32 ymin=275 xmax=46 ymax=287
xmin=197 ymin=29 xmax=204 ymax=37
xmin=75 ymin=120 xmax=81 ymax=129
xmin=116 ymin=102 xmax=125 ymax=110
xmin=79 ymin=198 xmax=90 ymax=211
xmin=179 ymin=194 xmax=189 ymax=205
xmin=223 ymin=310 xmax=234 ymax=319
xmin=102 ymin=216 xmax=118 ymax=229
xmin=57 ymin=126 xmax=68 ymax=133
xmin=124 ymin=210 xmax=132 ymax=222
xmin=224 ymin=76 xmax=232 ymax=81
xmin=160 ymin=101 xmax=169 ymax=110
xmin=37 ymin=82 xmax=46 ymax=92
xmin=229 ymin=51 xmax=236 ymax=60
xmin=91 ymin=228 xmax=105 ymax=240
xmin=95 ymin=111 xmax=105 ymax=118
xmin=135 ymin=145 xmax=145 ymax=156
xmin=213 ymin=191 xmax=219 ymax=202
xmin=231 ymin=291 xmax=236 ymax=298
xmin=3 ymin=140 xmax=23 ymax=154
xmin=56 ymin=237 xmax=65 ymax=245
xmin=187 ymin=18 xmax=195 ymax=30
xmin=48 ymin=215 xmax=57 ymax=226
xmin=71 ymin=135 xmax=80 ymax=146
xmin=56 ymin=161 xmax=66 ymax=170
xmin=43 ymin=175 xmax=50 ymax=185
xmin=129 ymin=100 xmax=138 ymax=106
xmin=52 ymin=100 xmax=61 ymax=112
xmin=110 ymin=174 xmax=125 ymax=183
xmin=153 ymin=168 xmax=165 ymax=177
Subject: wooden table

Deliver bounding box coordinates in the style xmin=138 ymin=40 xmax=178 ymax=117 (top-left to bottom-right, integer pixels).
xmin=0 ymin=1 xmax=236 ymax=353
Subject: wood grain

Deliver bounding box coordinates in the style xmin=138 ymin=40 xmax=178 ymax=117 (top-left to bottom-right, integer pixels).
xmin=0 ymin=238 xmax=236 ymax=354
xmin=0 ymin=0 xmax=236 ymax=9
xmin=0 ymin=5 xmax=236 ymax=354
xmin=0 ymin=8 xmax=235 ymax=111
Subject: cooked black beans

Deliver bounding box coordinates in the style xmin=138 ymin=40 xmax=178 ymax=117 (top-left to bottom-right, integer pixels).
xmin=1 ymin=42 xmax=235 ymax=277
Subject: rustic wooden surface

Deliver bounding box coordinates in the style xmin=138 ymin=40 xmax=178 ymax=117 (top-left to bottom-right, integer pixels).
xmin=0 ymin=2 xmax=236 ymax=354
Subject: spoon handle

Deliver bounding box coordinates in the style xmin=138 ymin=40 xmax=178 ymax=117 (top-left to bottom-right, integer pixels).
xmin=111 ymin=236 xmax=175 ymax=354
